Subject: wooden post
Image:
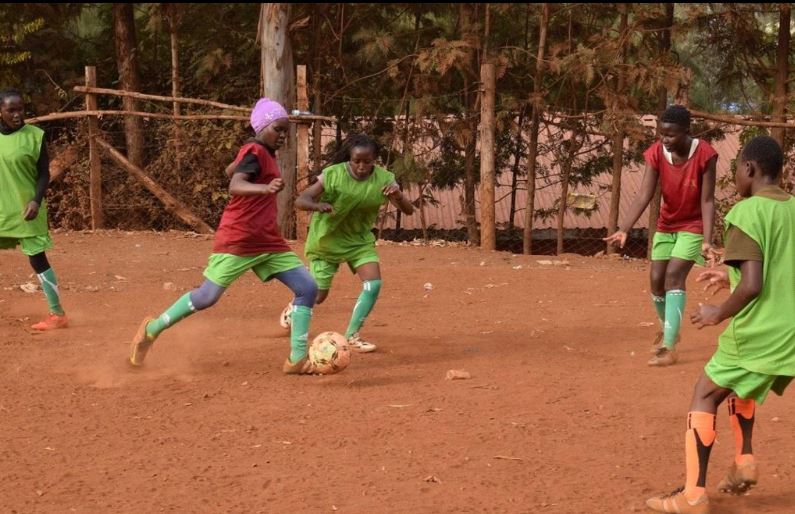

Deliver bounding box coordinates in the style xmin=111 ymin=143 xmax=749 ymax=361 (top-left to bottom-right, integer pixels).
xmin=312 ymin=88 xmax=323 ymax=173
xmin=479 ymin=62 xmax=496 ymax=250
xmin=260 ymin=3 xmax=297 ymax=239
xmin=85 ymin=66 xmax=103 ymax=229
xmin=295 ymin=65 xmax=310 ymax=240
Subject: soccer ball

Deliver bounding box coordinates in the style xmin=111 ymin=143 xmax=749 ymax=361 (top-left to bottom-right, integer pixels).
xmin=308 ymin=331 xmax=351 ymax=375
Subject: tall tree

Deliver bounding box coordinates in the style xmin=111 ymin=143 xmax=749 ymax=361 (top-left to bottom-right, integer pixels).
xmin=606 ymin=4 xmax=629 ymax=254
xmin=460 ymin=4 xmax=481 ymax=245
xmin=648 ymin=3 xmax=674 ymax=257
xmin=113 ymin=3 xmax=145 ymax=167
xmin=522 ymin=3 xmax=549 ymax=255
xmin=771 ymin=3 xmax=790 ymax=150
xmin=260 ymin=3 xmax=296 ymax=238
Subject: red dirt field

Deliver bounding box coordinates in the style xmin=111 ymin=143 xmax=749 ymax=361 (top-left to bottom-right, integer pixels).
xmin=1 ymin=231 xmax=793 ymax=514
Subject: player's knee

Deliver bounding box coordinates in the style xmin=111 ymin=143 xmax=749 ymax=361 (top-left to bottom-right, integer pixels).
xmin=315 ymin=289 xmax=329 ymax=304
xmin=293 ymin=277 xmax=318 ymax=307
xmin=664 ymin=271 xmax=687 ymax=291
xmin=190 ymin=286 xmax=223 ymax=310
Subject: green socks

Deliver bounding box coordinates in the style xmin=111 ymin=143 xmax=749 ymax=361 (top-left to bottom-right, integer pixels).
xmin=345 ymin=280 xmax=382 ymax=338
xmin=651 ymin=294 xmax=666 ymax=330
xmin=663 ymin=289 xmax=686 ymax=349
xmin=36 ymin=268 xmax=64 ymax=316
xmin=289 ymin=305 xmax=313 ymax=362
xmin=146 ymin=292 xmax=196 ymax=339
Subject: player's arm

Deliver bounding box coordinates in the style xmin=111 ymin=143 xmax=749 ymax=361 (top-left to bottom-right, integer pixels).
xmin=224 ymin=161 xmax=236 ymax=179
xmin=691 ymin=259 xmax=762 ymax=328
xmin=295 ymin=179 xmax=333 ymax=213
xmin=24 ymin=139 xmax=51 ymax=221
xmin=700 ymin=155 xmax=718 ymax=263
xmin=228 ymin=153 xmax=282 ymax=196
xmin=383 ymin=182 xmax=414 ymax=215
xmin=604 ymin=163 xmax=658 ymax=247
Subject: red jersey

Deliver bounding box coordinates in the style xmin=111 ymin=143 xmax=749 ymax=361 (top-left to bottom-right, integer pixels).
xmin=212 ymin=142 xmax=291 ymax=255
xmin=644 ymin=139 xmax=717 ymax=234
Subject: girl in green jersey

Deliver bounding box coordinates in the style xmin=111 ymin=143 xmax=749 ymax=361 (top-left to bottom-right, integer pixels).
xmin=646 ymin=136 xmax=795 ymax=513
xmin=283 ymin=134 xmax=413 ymax=353
xmin=0 ymin=89 xmax=67 ymax=330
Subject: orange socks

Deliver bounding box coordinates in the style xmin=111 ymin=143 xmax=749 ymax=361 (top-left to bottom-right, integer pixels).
xmin=728 ymin=397 xmax=756 ymax=466
xmin=684 ymin=411 xmax=716 ymax=499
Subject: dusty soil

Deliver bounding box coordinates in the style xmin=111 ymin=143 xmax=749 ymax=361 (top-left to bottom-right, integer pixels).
xmin=1 ymin=231 xmax=793 ymax=513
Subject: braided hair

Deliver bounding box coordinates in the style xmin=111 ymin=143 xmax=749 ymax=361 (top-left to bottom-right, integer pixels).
xmin=328 ymin=133 xmax=380 ymax=166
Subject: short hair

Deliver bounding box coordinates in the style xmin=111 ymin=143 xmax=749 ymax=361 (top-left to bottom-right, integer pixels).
xmin=0 ymin=88 xmax=22 ymax=105
xmin=741 ymin=135 xmax=783 ymax=180
xmin=660 ymin=105 xmax=691 ymax=129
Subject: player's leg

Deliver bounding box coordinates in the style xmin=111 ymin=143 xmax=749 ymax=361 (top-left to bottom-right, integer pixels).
xmin=272 ymin=265 xmax=318 ymax=365
xmin=717 ymin=394 xmax=758 ymax=494
xmin=279 ymin=259 xmax=335 ymax=328
xmin=661 ymin=256 xmax=695 ymax=347
xmin=23 ymin=235 xmax=67 ymax=330
xmin=662 ymin=232 xmax=704 ymax=351
xmin=646 ymin=373 xmax=732 ymax=513
xmin=648 ymin=232 xmax=678 ymax=365
xmin=130 ymin=278 xmax=226 ymax=367
xmin=130 ymin=253 xmax=242 ymax=367
xmin=345 ymin=257 xmax=382 ymax=353
xmin=649 ymin=259 xmax=668 ymax=350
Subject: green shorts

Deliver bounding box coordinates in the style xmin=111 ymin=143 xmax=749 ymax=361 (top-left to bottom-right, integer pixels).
xmin=203 ymin=251 xmax=305 ymax=288
xmin=309 ymin=247 xmax=379 ymax=290
xmin=0 ymin=234 xmax=53 ymax=256
xmin=705 ymin=356 xmax=793 ymax=404
xmin=651 ymin=231 xmax=705 ymax=265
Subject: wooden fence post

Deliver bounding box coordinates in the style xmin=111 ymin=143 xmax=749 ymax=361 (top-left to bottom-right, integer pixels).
xmin=85 ymin=66 xmax=103 ymax=229
xmin=479 ymin=62 xmax=496 ymax=250
xmin=296 ymin=65 xmax=310 ymax=241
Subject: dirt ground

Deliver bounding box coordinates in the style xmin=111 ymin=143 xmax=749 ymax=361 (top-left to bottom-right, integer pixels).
xmin=1 ymin=231 xmax=793 ymax=514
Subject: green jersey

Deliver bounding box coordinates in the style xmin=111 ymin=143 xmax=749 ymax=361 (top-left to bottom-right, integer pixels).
xmin=0 ymin=124 xmax=47 ymax=237
xmin=305 ymin=163 xmax=396 ymax=262
xmin=714 ymin=187 xmax=795 ymax=376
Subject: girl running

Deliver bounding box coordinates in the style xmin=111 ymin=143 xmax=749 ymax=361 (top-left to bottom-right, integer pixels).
xmin=281 ymin=134 xmax=414 ymax=353
xmin=129 ymin=98 xmax=320 ymax=374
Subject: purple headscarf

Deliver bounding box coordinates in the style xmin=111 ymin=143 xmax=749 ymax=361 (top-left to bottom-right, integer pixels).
xmin=250 ymin=97 xmax=289 ymax=134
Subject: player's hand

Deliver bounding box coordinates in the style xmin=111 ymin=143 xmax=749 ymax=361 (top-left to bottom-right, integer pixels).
xmin=382 ymin=183 xmax=401 ymax=199
xmin=263 ymin=178 xmax=284 ymax=195
xmin=691 ymin=303 xmax=722 ymax=328
xmin=315 ymin=202 xmax=334 ymax=214
xmin=23 ymin=201 xmax=40 ymax=221
xmin=603 ymin=230 xmax=627 ymax=248
xmin=702 ymin=242 xmax=721 ymax=267
xmin=696 ymin=269 xmax=729 ymax=296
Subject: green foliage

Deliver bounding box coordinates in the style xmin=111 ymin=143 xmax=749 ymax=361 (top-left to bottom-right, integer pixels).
xmin=14 ymin=3 xmax=792 ymax=236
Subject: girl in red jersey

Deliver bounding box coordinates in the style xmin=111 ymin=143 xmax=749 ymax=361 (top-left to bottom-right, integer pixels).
xmin=129 ymin=98 xmax=321 ymax=375
xmin=605 ymin=105 xmax=719 ymax=367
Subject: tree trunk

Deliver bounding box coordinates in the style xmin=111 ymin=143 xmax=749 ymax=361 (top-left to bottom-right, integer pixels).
xmin=606 ymin=4 xmax=629 ymax=254
xmin=113 ymin=3 xmax=145 ymax=168
xmin=771 ymin=3 xmax=790 ymax=153
xmin=96 ymin=138 xmax=213 ymax=234
xmin=556 ymin=143 xmax=577 ymax=256
xmin=508 ymin=106 xmax=526 ymax=230
xmin=522 ymin=3 xmax=549 ymax=255
xmin=460 ymin=4 xmax=480 ymax=245
xmin=164 ymin=4 xmax=183 ymax=180
xmin=310 ymin=4 xmax=326 ymax=175
xmin=648 ymin=3 xmax=673 ymax=258
xmin=260 ymin=4 xmax=296 ymax=238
